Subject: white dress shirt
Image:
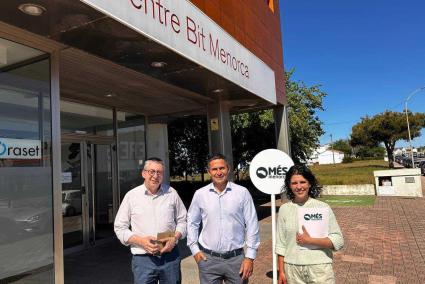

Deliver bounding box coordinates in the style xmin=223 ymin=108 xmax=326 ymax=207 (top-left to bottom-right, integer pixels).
xmin=114 ymin=183 xmax=187 ymax=255
xmin=187 ymin=181 xmax=260 ymax=259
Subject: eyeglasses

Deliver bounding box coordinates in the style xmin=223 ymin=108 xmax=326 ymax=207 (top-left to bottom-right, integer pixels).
xmin=144 ymin=169 xmax=163 ymax=177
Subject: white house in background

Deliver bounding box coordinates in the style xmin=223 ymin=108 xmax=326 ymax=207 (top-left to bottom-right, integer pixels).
xmin=394 ymin=148 xmax=403 ymax=156
xmin=307 ymin=144 xmax=345 ymax=165
xmin=395 ymin=147 xmax=418 ymax=157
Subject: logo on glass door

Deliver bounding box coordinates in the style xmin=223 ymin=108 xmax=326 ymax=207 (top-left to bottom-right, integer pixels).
xmin=0 ymin=138 xmax=41 ymax=159
xmin=0 ymin=140 xmax=7 ymax=156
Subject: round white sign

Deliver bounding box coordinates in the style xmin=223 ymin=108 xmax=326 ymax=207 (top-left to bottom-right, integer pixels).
xmin=249 ymin=149 xmax=294 ymax=195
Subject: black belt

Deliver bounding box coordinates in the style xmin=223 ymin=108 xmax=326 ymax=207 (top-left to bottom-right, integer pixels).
xmin=199 ymin=244 xmax=243 ymax=259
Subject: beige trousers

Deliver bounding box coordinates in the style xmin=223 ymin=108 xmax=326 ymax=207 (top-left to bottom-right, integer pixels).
xmin=284 ymin=263 xmax=335 ymax=284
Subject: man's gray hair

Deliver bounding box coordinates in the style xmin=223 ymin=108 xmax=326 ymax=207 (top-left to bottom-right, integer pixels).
xmin=143 ymin=157 xmax=164 ymax=169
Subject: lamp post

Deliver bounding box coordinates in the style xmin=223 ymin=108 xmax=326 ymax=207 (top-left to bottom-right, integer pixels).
xmin=405 ymin=86 xmax=425 ymax=168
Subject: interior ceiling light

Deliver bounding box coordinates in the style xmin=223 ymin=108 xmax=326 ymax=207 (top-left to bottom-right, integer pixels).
xmin=18 ymin=3 xmax=47 ymax=16
xmin=105 ymin=93 xmax=116 ymax=98
xmin=151 ymin=61 xmax=167 ymax=68
xmin=212 ymin=88 xmax=224 ymax=94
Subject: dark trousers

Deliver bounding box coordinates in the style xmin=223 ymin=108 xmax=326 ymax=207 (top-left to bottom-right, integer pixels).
xmin=132 ymin=248 xmax=181 ymax=284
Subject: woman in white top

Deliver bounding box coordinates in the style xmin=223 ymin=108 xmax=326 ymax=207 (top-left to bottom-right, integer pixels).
xmin=276 ymin=165 xmax=344 ymax=284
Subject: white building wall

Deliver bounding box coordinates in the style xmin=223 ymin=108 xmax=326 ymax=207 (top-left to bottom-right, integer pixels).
xmin=307 ymin=145 xmax=345 ymax=165
xmin=317 ymin=150 xmax=344 ymax=165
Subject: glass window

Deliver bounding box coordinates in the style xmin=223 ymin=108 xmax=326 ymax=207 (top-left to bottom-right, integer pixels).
xmin=0 ymin=38 xmax=53 ymax=282
xmin=117 ymin=112 xmax=146 ymax=201
xmin=61 ymin=101 xmax=113 ymax=136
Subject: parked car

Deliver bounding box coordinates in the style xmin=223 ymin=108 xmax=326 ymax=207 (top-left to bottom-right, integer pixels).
xmin=62 ymin=190 xmax=82 ymax=216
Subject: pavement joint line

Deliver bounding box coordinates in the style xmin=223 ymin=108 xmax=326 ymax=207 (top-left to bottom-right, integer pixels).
xmin=368 ymin=275 xmax=397 ymax=284
xmin=340 ymin=255 xmax=375 ymax=265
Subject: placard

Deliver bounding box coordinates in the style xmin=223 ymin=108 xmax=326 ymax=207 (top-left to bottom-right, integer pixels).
xmin=249 ymin=149 xmax=294 ymax=195
xmin=61 ymin=172 xmax=72 ymax=184
xmin=297 ymin=207 xmax=329 ymax=250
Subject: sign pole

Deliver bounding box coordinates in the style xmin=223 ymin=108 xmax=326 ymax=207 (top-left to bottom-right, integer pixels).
xmin=271 ymin=194 xmax=277 ymax=284
xmin=249 ymin=149 xmax=293 ymax=284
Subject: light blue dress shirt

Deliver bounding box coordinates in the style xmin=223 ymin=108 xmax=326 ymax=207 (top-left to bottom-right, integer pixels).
xmin=187 ymin=181 xmax=260 ymax=259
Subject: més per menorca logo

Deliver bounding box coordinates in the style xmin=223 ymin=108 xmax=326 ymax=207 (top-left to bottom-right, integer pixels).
xmin=256 ymin=166 xmax=288 ymax=179
xmin=304 ymin=213 xmax=323 ymax=221
xmin=0 ymin=138 xmax=41 ymax=159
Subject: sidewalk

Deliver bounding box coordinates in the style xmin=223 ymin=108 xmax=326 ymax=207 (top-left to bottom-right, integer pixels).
xmin=248 ymin=176 xmax=425 ymax=284
xmin=61 ymin=177 xmax=425 ymax=283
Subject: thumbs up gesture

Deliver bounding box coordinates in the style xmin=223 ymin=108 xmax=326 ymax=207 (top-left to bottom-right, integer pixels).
xmin=296 ymin=225 xmax=312 ymax=245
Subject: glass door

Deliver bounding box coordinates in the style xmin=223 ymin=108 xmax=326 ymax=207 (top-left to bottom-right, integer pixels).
xmin=61 ymin=142 xmax=85 ymax=250
xmin=61 ymin=139 xmax=115 ymax=251
xmin=89 ymin=143 xmax=115 ymax=242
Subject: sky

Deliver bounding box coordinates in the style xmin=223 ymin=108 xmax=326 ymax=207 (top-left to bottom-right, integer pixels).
xmin=280 ymin=0 xmax=425 ymax=148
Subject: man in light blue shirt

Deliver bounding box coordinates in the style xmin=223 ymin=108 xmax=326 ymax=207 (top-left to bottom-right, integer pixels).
xmin=187 ymin=154 xmax=260 ymax=283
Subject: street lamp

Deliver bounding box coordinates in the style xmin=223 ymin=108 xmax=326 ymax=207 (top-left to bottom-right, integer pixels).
xmin=405 ymin=86 xmax=425 ymax=168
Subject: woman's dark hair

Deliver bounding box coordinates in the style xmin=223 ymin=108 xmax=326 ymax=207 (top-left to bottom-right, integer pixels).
xmin=284 ymin=164 xmax=321 ymax=200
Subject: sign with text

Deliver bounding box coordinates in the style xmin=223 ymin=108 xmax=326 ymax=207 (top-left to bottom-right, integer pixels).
xmin=297 ymin=207 xmax=329 ymax=250
xmin=61 ymin=172 xmax=73 ymax=184
xmin=249 ymin=149 xmax=294 ymax=195
xmin=80 ymin=0 xmax=276 ymax=104
xmin=0 ymin=138 xmax=41 ymax=160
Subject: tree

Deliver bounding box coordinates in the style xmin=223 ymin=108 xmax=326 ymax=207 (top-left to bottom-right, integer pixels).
xmin=230 ymin=69 xmax=327 ymax=172
xmin=332 ymin=139 xmax=352 ymax=155
xmin=231 ymin=110 xmax=276 ymax=180
xmin=168 ymin=69 xmax=328 ymax=180
xmin=334 ymin=137 xmax=386 ymax=159
xmin=350 ymin=111 xmax=425 ymax=168
xmin=168 ymin=116 xmax=209 ymax=181
xmin=352 ymin=145 xmax=385 ymax=159
xmin=286 ymin=69 xmax=327 ymax=163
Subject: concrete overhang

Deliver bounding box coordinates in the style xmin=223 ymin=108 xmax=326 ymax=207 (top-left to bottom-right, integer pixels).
xmin=0 ymin=0 xmax=277 ymax=116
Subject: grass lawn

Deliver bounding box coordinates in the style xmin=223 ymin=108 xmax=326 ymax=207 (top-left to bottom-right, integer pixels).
xmin=311 ymin=159 xmax=389 ymax=185
xmin=318 ymin=195 xmax=376 ymax=207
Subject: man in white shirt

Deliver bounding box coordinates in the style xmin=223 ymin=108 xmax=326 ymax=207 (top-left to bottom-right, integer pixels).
xmin=115 ymin=157 xmax=187 ymax=284
xmin=187 ymin=154 xmax=260 ymax=283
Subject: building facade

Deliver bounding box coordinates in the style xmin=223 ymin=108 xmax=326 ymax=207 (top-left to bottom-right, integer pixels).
xmin=0 ymin=1 xmax=288 ymax=282
xmin=308 ymin=145 xmax=345 ymax=165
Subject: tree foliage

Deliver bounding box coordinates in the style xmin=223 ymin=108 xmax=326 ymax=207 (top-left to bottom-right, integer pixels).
xmin=350 ymin=111 xmax=425 ymax=168
xmin=168 ymin=116 xmax=209 ymax=181
xmin=231 ymin=110 xmax=276 ymax=179
xmin=332 ymin=139 xmax=352 ymax=155
xmin=352 ymin=145 xmax=386 ymax=159
xmin=230 ymin=69 xmax=327 ymax=171
xmin=286 ymin=69 xmax=327 ymax=163
xmin=168 ymin=70 xmax=328 ymax=180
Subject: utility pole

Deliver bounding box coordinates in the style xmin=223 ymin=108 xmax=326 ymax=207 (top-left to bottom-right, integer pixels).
xmin=330 ymin=134 xmax=335 ymax=164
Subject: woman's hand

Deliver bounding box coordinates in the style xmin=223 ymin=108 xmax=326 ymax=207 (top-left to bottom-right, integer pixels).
xmin=296 ymin=225 xmax=335 ymax=249
xmin=296 ymin=225 xmax=312 ymax=245
xmin=278 ymin=271 xmax=287 ymax=284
